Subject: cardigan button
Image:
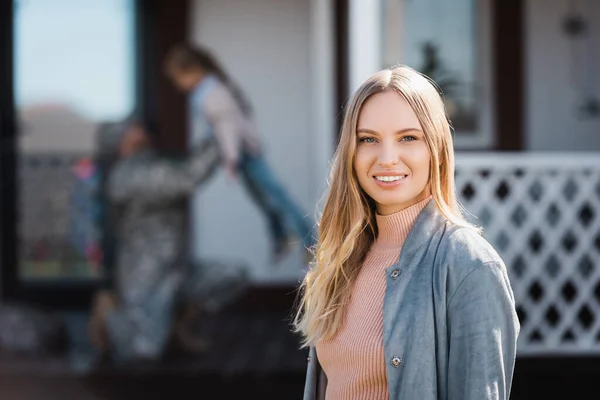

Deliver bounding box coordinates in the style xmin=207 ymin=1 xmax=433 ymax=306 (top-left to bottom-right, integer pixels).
xmin=390 ymin=269 xmax=401 ymax=279
xmin=390 ymin=356 xmax=402 ymax=367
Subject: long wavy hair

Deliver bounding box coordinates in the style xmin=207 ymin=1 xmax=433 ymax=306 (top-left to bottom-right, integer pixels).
xmin=292 ymin=65 xmax=480 ymax=347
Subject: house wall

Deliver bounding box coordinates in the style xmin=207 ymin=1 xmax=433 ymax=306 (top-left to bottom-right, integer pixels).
xmin=188 ymin=0 xmax=334 ymax=283
xmin=525 ymin=0 xmax=600 ymax=151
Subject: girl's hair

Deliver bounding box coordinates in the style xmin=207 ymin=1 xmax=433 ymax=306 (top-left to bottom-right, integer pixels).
xmin=292 ymin=65 xmax=480 ymax=347
xmin=164 ymin=43 xmax=252 ymax=116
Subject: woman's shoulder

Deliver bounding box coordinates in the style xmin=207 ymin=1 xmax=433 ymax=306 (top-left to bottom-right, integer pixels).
xmin=437 ymin=224 xmax=506 ymax=276
xmin=434 ymin=225 xmax=515 ymax=306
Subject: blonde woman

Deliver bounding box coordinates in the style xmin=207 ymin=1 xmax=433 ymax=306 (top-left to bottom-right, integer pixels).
xmin=294 ymin=66 xmax=520 ymax=400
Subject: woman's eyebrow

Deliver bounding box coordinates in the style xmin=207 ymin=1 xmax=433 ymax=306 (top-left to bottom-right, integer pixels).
xmin=356 ymin=128 xmax=421 ymax=134
xmin=356 ymin=128 xmax=379 ymax=135
xmin=395 ymin=128 xmax=422 ymax=134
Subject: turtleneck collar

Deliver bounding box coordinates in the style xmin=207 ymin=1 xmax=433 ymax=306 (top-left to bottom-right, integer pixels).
xmin=373 ymin=196 xmax=432 ymax=250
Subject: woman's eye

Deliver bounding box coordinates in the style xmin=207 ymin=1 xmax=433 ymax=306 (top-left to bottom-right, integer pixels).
xmin=400 ymin=135 xmax=417 ymax=142
xmin=359 ymin=137 xmax=376 ymax=143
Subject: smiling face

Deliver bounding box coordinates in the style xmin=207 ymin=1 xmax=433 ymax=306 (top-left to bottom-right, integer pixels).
xmin=353 ymin=90 xmax=431 ymax=215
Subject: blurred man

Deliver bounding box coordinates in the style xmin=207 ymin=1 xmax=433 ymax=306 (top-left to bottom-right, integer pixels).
xmin=89 ymin=118 xmax=249 ymax=363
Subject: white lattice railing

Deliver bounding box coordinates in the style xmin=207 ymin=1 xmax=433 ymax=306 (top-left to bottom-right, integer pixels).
xmin=455 ymin=153 xmax=600 ymax=356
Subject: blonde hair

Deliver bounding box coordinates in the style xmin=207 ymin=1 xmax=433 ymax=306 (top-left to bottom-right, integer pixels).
xmin=292 ymin=65 xmax=480 ymax=347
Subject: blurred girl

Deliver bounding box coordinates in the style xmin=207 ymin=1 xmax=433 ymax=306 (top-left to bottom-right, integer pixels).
xmin=164 ymin=44 xmax=315 ymax=263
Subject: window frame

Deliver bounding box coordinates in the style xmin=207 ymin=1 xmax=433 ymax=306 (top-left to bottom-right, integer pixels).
xmin=381 ymin=0 xmax=495 ymax=150
xmin=0 ymin=0 xmax=190 ymax=309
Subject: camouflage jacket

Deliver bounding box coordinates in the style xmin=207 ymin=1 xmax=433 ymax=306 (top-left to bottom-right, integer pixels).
xmin=106 ymin=141 xmax=220 ymax=306
xmin=103 ymin=140 xmax=248 ymax=360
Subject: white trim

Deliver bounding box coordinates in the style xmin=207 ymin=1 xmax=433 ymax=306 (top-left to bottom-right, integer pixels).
xmin=310 ymin=0 xmax=335 ymax=207
xmin=382 ymin=0 xmax=403 ymax=68
xmin=517 ymin=348 xmax=600 ymax=356
xmin=455 ymin=152 xmax=600 ymax=167
xmin=349 ymin=0 xmax=383 ymax=92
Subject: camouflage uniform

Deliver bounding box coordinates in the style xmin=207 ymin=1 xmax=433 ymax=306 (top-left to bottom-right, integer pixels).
xmin=104 ymin=140 xmax=249 ymax=362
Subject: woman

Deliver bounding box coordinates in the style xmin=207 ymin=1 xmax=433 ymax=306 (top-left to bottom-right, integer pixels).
xmin=163 ymin=44 xmax=316 ymax=263
xmin=293 ymin=66 xmax=520 ymax=399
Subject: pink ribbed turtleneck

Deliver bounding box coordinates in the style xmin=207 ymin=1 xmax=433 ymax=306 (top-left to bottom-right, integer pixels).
xmin=315 ymin=197 xmax=431 ymax=400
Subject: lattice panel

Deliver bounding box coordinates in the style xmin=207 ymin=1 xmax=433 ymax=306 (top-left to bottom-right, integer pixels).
xmin=456 ymin=155 xmax=600 ymax=355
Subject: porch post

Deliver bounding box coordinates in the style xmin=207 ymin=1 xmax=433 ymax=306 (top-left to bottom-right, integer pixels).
xmin=348 ymin=0 xmax=383 ymax=92
xmin=310 ymin=0 xmax=336 ymax=202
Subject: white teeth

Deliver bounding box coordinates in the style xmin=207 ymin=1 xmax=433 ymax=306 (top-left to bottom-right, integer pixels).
xmin=375 ymin=175 xmax=406 ymax=182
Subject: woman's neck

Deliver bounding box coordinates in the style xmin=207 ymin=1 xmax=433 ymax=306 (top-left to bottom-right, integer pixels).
xmin=373 ymin=196 xmax=432 ymax=249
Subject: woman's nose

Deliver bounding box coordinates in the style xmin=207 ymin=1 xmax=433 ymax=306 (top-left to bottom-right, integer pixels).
xmin=377 ymin=143 xmax=400 ymax=167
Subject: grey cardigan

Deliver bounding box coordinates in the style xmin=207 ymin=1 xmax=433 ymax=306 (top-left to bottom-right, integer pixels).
xmin=303 ymin=200 xmax=520 ymax=400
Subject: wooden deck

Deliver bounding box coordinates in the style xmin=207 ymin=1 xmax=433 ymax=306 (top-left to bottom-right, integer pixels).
xmin=1 ymin=287 xmax=600 ymax=399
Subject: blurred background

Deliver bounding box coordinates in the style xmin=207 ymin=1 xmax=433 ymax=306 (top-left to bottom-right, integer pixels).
xmin=0 ymin=0 xmax=599 ymax=398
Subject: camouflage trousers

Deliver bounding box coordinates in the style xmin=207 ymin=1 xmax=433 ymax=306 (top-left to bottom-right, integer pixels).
xmin=105 ymin=255 xmax=249 ymax=362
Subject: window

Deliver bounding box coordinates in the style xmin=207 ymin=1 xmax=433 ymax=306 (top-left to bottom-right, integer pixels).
xmin=14 ymin=0 xmax=136 ymax=281
xmin=382 ymin=0 xmax=494 ymax=149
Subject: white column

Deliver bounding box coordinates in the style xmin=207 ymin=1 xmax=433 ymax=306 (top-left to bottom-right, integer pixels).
xmin=382 ymin=0 xmax=404 ymax=68
xmin=310 ymin=0 xmax=335 ymax=205
xmin=349 ymin=0 xmax=383 ymax=92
